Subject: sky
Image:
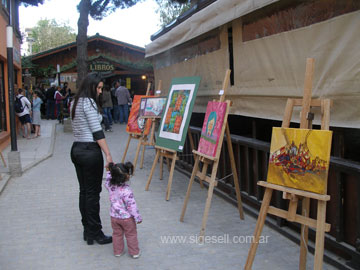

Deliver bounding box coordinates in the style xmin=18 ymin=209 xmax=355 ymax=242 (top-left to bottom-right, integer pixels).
xmin=19 ymin=0 xmax=162 ymax=48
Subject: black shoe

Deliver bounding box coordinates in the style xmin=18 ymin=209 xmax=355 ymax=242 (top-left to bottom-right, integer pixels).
xmin=87 ymin=232 xmax=112 ymax=245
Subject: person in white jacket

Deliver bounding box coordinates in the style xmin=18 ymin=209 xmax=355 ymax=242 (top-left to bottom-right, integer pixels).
xmin=16 ymin=88 xmax=32 ymax=139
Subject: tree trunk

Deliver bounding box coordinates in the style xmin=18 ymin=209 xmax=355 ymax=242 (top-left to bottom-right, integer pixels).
xmin=76 ymin=0 xmax=91 ymax=90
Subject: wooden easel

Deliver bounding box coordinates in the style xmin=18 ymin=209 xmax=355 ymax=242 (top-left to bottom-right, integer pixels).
xmin=144 ymin=85 xmax=196 ymax=201
xmin=180 ymin=69 xmax=245 ymax=240
xmin=121 ymin=82 xmax=152 ymax=170
xmin=133 ymin=81 xmax=163 ymax=171
xmin=244 ymin=58 xmax=332 ymax=270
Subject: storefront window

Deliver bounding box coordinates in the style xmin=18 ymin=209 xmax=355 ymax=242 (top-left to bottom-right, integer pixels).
xmin=0 ymin=62 xmax=7 ymax=131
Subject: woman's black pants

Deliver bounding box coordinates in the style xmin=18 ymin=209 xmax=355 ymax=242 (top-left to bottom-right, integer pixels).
xmin=71 ymin=142 xmax=104 ymax=238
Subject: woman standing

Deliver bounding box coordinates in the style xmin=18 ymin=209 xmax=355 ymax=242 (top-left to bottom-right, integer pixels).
xmin=70 ymin=72 xmax=113 ymax=245
xmin=32 ymin=91 xmax=43 ymax=138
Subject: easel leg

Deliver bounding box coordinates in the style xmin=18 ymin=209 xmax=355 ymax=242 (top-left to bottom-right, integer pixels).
xmin=300 ymin=197 xmax=310 ymax=270
xmin=121 ymin=135 xmax=132 ymax=163
xmin=245 ymin=188 xmax=273 ymax=270
xmin=226 ymin=124 xmax=244 ymax=220
xmin=165 ymin=153 xmax=177 ymax=201
xmin=132 ymin=138 xmax=142 ymax=173
xmin=314 ymin=200 xmax=327 ymax=270
xmin=166 ymin=158 xmax=171 ymax=171
xmin=145 ymin=150 xmax=160 ymax=191
xmin=140 ymin=137 xmax=147 ymax=169
xmin=199 ymin=163 xmax=207 ymax=189
xmin=0 ymin=151 xmax=6 ymax=167
xmin=180 ymin=155 xmax=200 ymax=222
xmin=199 ymin=164 xmax=219 ymax=240
xmin=159 ymin=155 xmax=164 ymax=180
xmin=199 ymin=179 xmax=216 ymax=241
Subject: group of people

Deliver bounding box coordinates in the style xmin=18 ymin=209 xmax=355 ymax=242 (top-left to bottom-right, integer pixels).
xmin=15 ymin=82 xmax=72 ymax=138
xmin=100 ymin=79 xmax=132 ymax=132
xmin=70 ymin=73 xmax=140 ymax=259
xmin=15 ymin=87 xmax=43 ymax=139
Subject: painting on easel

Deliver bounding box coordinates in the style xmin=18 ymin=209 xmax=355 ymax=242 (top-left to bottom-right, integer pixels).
xmin=267 ymin=127 xmax=332 ymax=194
xmin=156 ymin=76 xmax=201 ymax=152
xmin=126 ymin=95 xmax=152 ymax=135
xmin=197 ymin=101 xmax=227 ymax=157
xmin=139 ymin=96 xmax=167 ymax=118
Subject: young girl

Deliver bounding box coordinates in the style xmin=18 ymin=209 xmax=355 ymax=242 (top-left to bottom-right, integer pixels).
xmin=105 ymin=162 xmax=142 ymax=258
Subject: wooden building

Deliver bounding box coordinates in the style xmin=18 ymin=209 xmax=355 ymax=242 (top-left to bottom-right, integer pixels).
xmin=145 ymin=0 xmax=360 ymax=268
xmin=25 ymin=33 xmax=153 ymax=96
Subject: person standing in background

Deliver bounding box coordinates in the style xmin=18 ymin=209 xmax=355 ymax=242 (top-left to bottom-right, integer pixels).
xmin=32 ymin=91 xmax=43 ymax=138
xmin=102 ymin=85 xmax=113 ymax=131
xmin=115 ymin=79 xmax=132 ymax=124
xmin=46 ymin=83 xmax=56 ymax=120
xmin=111 ymin=81 xmax=120 ymax=124
xmin=16 ymin=88 xmax=32 ymax=139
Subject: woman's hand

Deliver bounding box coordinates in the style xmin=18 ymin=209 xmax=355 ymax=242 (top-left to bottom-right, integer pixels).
xmin=105 ymin=154 xmax=113 ymax=169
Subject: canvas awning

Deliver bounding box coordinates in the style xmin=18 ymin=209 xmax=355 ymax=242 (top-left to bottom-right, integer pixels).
xmin=145 ymin=0 xmax=279 ymax=57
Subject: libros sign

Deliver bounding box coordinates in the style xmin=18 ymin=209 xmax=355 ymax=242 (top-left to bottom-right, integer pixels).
xmin=89 ymin=62 xmax=114 ymax=73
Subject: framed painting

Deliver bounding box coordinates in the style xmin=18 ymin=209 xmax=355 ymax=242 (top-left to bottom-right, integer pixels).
xmin=197 ymin=101 xmax=228 ymax=157
xmin=126 ymin=95 xmax=152 ymax=135
xmin=267 ymin=127 xmax=332 ymax=194
xmin=139 ymin=96 xmax=167 ymax=118
xmin=156 ymin=76 xmax=201 ymax=152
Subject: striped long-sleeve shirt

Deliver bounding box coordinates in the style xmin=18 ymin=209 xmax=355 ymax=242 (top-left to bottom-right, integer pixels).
xmin=71 ymin=97 xmax=104 ymax=142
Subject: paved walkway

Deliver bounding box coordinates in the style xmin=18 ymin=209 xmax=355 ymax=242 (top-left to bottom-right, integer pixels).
xmin=0 ymin=120 xmax=337 ymax=270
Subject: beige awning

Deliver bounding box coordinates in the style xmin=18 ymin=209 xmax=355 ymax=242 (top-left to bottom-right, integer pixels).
xmin=145 ymin=0 xmax=279 ymax=57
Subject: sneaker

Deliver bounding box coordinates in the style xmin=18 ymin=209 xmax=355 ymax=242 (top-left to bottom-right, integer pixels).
xmin=105 ymin=129 xmax=113 ymax=132
xmin=115 ymin=251 xmax=125 ymax=257
xmin=131 ymin=251 xmax=141 ymax=259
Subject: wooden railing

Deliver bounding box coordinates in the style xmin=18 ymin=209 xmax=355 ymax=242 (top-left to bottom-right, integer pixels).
xmin=176 ymin=126 xmax=360 ymax=270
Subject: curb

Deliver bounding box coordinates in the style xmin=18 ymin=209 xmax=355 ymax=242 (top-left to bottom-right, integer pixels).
xmin=0 ymin=122 xmax=57 ymax=195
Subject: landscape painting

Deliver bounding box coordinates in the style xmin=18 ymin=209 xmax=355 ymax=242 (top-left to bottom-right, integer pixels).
xmin=126 ymin=95 xmax=152 ymax=135
xmin=156 ymin=76 xmax=201 ymax=152
xmin=139 ymin=96 xmax=167 ymax=118
xmin=197 ymin=101 xmax=228 ymax=157
xmin=267 ymin=127 xmax=332 ymax=194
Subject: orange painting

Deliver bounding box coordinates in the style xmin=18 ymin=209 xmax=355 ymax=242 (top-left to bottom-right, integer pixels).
xmin=126 ymin=95 xmax=152 ymax=135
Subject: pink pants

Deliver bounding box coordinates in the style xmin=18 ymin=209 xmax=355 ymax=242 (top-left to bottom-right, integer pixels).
xmin=111 ymin=217 xmax=139 ymax=255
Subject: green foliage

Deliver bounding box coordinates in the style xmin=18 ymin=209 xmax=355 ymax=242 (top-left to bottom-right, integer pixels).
xmin=21 ymin=56 xmax=56 ymax=78
xmin=86 ymin=0 xmax=141 ymax=20
xmin=155 ymin=0 xmax=192 ymax=27
xmin=29 ymin=19 xmax=76 ymax=54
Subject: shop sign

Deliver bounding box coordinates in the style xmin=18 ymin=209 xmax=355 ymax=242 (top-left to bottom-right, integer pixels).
xmin=89 ymin=62 xmax=114 ymax=73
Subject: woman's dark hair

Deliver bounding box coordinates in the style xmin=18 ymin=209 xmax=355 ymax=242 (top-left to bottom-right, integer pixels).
xmin=108 ymin=162 xmax=134 ymax=186
xmin=71 ymin=72 xmax=103 ymax=119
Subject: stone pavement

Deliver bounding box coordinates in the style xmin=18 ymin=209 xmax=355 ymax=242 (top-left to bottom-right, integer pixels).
xmin=0 ymin=121 xmax=337 ymax=270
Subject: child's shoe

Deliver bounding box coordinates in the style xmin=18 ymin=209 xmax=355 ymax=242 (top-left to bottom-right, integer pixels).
xmin=115 ymin=251 xmax=125 ymax=257
xmin=131 ymin=250 xmax=141 ymax=259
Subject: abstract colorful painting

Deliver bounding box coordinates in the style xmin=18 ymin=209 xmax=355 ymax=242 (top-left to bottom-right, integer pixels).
xmin=267 ymin=127 xmax=332 ymax=194
xmin=156 ymin=76 xmax=201 ymax=152
xmin=126 ymin=95 xmax=152 ymax=135
xmin=139 ymin=96 xmax=167 ymax=118
xmin=197 ymin=101 xmax=228 ymax=157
